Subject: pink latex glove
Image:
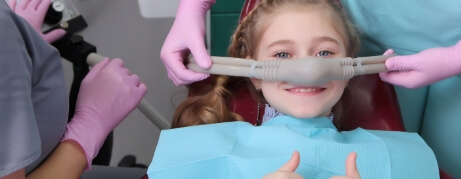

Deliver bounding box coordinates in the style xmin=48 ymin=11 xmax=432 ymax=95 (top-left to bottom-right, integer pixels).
xmin=160 ymin=0 xmax=216 ymax=86
xmin=8 ymin=0 xmax=66 ymax=43
xmin=380 ymin=41 xmax=461 ymax=88
xmin=61 ymin=58 xmax=147 ymax=169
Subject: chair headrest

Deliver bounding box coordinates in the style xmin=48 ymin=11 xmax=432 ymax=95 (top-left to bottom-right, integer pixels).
xmin=239 ymin=0 xmax=262 ymax=23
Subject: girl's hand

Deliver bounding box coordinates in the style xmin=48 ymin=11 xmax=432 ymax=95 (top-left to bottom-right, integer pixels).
xmin=330 ymin=152 xmax=361 ymax=179
xmin=262 ymin=151 xmax=303 ymax=179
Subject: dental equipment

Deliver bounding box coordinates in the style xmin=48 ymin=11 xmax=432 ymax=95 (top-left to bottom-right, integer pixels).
xmin=187 ymin=55 xmax=394 ymax=86
xmin=54 ymin=34 xmax=170 ymax=130
xmin=5 ymin=0 xmax=87 ymax=33
xmin=87 ymin=53 xmax=171 ymax=130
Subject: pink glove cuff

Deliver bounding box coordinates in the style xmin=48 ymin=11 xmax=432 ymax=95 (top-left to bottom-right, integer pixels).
xmin=60 ymin=114 xmax=108 ymax=170
xmin=59 ymin=58 xmax=146 ymax=170
xmin=178 ymin=0 xmax=216 ymax=16
xmin=447 ymin=40 xmax=461 ymax=74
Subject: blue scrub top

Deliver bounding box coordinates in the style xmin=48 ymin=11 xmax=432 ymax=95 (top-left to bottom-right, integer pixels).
xmin=148 ymin=116 xmax=438 ymax=179
xmin=340 ymin=0 xmax=461 ymax=177
xmin=0 ymin=1 xmax=68 ymax=177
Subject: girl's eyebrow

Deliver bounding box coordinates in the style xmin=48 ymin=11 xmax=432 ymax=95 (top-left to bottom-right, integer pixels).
xmin=267 ymin=36 xmax=340 ymax=49
xmin=267 ymin=39 xmax=295 ymax=48
xmin=312 ymin=36 xmax=340 ymax=46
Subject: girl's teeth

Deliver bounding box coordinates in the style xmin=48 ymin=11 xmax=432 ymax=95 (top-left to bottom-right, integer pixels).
xmin=293 ymin=88 xmax=320 ymax=93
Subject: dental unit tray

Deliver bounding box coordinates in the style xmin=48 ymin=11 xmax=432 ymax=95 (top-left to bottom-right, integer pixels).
xmin=187 ymin=55 xmax=394 ymax=86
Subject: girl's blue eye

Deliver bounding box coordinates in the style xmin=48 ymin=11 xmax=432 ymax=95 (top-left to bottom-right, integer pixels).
xmin=275 ymin=51 xmax=290 ymax=59
xmin=317 ymin=50 xmax=333 ymax=57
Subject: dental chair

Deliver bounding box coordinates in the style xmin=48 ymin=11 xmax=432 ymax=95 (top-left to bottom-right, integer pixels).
xmin=143 ymin=0 xmax=452 ymax=178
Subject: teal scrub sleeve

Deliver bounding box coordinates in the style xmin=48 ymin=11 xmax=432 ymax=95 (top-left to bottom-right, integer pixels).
xmin=340 ymin=1 xmax=461 ymax=177
xmin=421 ymin=76 xmax=461 ymax=178
xmin=341 ymin=0 xmax=461 ymax=132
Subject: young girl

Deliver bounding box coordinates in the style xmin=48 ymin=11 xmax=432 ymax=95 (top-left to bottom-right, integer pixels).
xmin=147 ymin=0 xmax=438 ymax=178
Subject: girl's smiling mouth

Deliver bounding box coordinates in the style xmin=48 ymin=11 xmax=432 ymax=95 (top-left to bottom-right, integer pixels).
xmin=286 ymin=87 xmax=326 ymax=95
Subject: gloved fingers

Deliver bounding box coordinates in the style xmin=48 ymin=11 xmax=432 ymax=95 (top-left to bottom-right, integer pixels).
xmin=166 ymin=65 xmax=209 ymax=86
xmin=120 ymin=67 xmax=132 ymax=76
xmin=188 ymin=36 xmax=212 ymax=69
xmin=130 ymin=82 xmax=148 ymax=106
xmin=162 ymin=53 xmax=210 ymax=86
xmin=381 ymin=49 xmax=395 ymax=71
xmin=27 ymin=0 xmax=41 ymax=11
xmin=122 ymin=77 xmax=147 ymax=113
xmin=8 ymin=0 xmax=17 ymax=10
xmin=109 ymin=58 xmax=125 ymax=68
xmin=137 ymin=83 xmax=148 ymax=96
xmin=384 ymin=55 xmax=418 ymax=72
xmin=17 ymin=0 xmax=30 ymax=11
xmin=128 ymin=74 xmax=141 ymax=87
xmin=379 ymin=71 xmax=422 ymax=88
xmin=37 ymin=0 xmax=51 ymax=13
xmin=383 ymin=49 xmax=394 ymax=56
xmin=166 ymin=70 xmax=185 ymax=86
xmin=131 ymin=83 xmax=148 ymax=105
xmin=159 ymin=0 xmax=213 ymax=86
xmin=87 ymin=58 xmax=111 ymax=78
xmin=42 ymin=28 xmax=66 ymax=43
xmin=178 ymin=0 xmax=215 ymax=16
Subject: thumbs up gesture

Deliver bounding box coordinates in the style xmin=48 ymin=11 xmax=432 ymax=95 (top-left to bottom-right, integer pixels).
xmin=263 ymin=152 xmax=361 ymax=179
xmin=330 ymin=152 xmax=361 ymax=179
xmin=262 ymin=151 xmax=303 ymax=179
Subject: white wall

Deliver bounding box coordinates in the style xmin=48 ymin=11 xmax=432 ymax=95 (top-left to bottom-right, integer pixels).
xmin=63 ymin=0 xmax=188 ymax=167
xmin=137 ymin=0 xmax=180 ymax=18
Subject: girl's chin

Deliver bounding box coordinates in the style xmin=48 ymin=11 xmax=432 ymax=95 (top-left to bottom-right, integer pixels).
xmin=288 ymin=109 xmax=331 ymax=119
xmin=290 ymin=112 xmax=321 ymax=119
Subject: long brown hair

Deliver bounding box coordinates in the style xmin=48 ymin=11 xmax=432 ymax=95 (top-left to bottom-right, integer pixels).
xmin=173 ymin=0 xmax=360 ymax=128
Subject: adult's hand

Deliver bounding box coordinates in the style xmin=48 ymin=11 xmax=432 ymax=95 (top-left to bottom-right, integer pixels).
xmin=61 ymin=58 xmax=147 ymax=169
xmin=160 ymin=0 xmax=215 ymax=86
xmin=8 ymin=0 xmax=66 ymax=43
xmin=380 ymin=41 xmax=461 ymax=88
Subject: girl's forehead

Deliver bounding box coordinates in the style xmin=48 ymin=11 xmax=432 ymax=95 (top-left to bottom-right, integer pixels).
xmin=260 ymin=9 xmax=343 ymax=42
xmin=272 ymin=3 xmax=328 ymax=16
xmin=255 ymin=7 xmax=345 ymax=43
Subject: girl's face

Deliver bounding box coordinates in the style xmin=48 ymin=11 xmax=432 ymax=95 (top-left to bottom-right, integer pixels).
xmin=251 ymin=7 xmax=348 ymax=119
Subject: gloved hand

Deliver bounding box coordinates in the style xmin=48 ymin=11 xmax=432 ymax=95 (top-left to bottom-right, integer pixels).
xmin=160 ymin=0 xmax=215 ymax=86
xmin=8 ymin=0 xmax=66 ymax=43
xmin=61 ymin=58 xmax=147 ymax=169
xmin=380 ymin=41 xmax=461 ymax=88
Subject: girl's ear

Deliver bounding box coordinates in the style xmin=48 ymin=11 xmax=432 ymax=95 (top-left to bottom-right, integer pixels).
xmin=251 ymin=78 xmax=262 ymax=91
xmin=246 ymin=56 xmax=262 ymax=91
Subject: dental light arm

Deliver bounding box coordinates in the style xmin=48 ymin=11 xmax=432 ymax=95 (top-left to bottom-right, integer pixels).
xmin=87 ymin=53 xmax=171 ymax=130
xmin=187 ymin=55 xmax=393 ymax=85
